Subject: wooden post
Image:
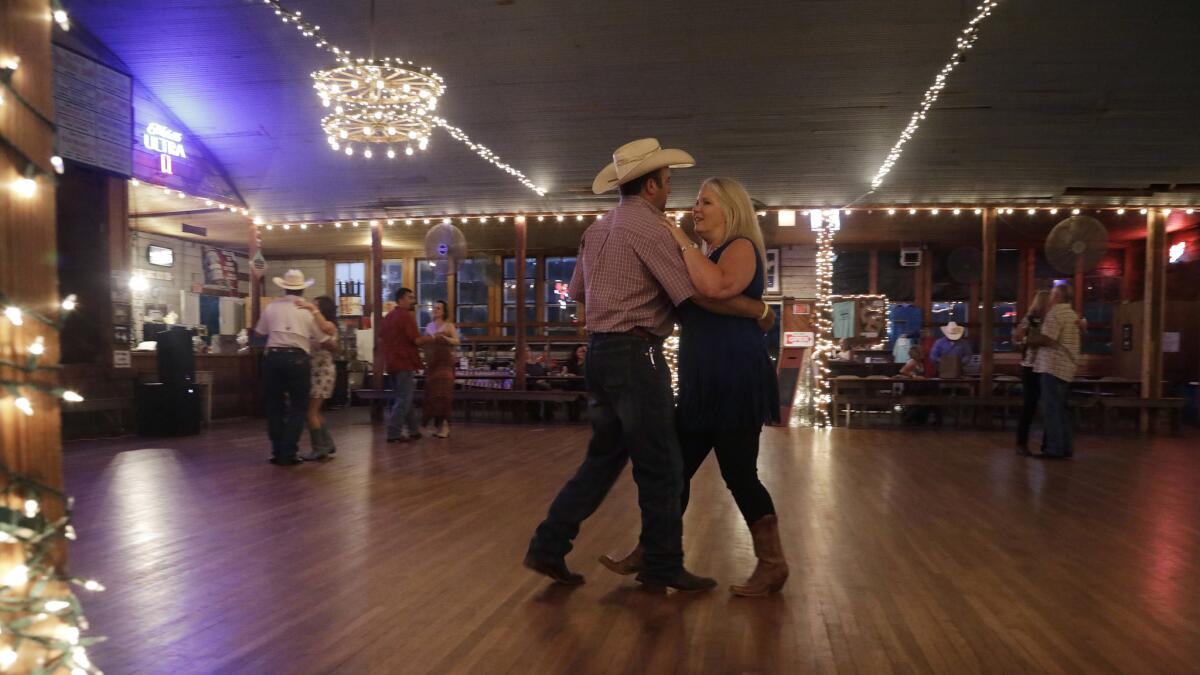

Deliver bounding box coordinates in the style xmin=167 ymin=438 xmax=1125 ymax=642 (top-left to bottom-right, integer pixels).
xmin=1016 ymin=247 xmax=1034 ymax=320
xmin=1 ymin=9 xmax=69 ymax=670
xmin=514 ymin=217 xmax=528 ymax=392
xmin=919 ymin=248 xmax=933 ymax=326
xmin=980 ymin=210 xmax=997 ymax=398
xmin=868 ymin=249 xmax=879 ymax=295
xmin=249 ymin=222 xmax=263 ymax=328
xmin=1140 ymin=210 xmax=1166 ymax=430
xmin=370 ymin=222 xmax=384 ymax=422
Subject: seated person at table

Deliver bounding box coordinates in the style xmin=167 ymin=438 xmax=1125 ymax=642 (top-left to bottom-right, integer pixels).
xmin=560 ymin=344 xmax=587 ymax=389
xmin=899 ymin=345 xmax=925 ymax=378
xmin=930 ymin=321 xmax=972 ymax=377
xmin=516 ymin=345 xmax=554 ymax=420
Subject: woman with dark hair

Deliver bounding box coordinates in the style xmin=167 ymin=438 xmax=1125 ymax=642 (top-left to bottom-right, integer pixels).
xmin=302 ymin=296 xmax=339 ymax=460
xmin=422 ymin=299 xmax=460 ymax=438
xmin=562 ymin=344 xmax=586 ymax=378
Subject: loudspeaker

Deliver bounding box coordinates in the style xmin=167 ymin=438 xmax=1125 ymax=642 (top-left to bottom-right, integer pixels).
xmin=135 ymin=382 xmax=201 ymax=436
xmin=156 ymin=326 xmax=195 ymax=386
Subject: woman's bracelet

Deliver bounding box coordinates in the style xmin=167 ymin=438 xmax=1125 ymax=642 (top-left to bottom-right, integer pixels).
xmin=759 ymin=303 xmax=770 ymax=320
xmin=680 ymin=242 xmax=699 ymax=254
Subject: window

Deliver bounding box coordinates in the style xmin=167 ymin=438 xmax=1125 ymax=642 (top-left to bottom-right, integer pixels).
xmin=416 ymin=260 xmax=448 ymax=327
xmin=1082 ymin=276 xmax=1120 ymax=354
xmin=334 ymin=262 xmax=365 ymax=315
xmin=993 ymin=302 xmax=1018 ymax=352
xmin=503 ymin=257 xmax=536 ymax=336
xmin=931 ymin=301 xmax=968 ymax=327
xmin=380 ymin=260 xmax=404 ymax=308
xmin=832 ymin=250 xmax=869 ymax=295
xmin=456 ymin=258 xmax=490 ymax=337
xmin=877 ymin=251 xmax=914 ymax=301
xmin=544 ymin=256 xmax=578 ymax=335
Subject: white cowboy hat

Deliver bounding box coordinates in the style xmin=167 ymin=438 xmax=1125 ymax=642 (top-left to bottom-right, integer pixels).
xmin=272 ymin=269 xmax=315 ymax=290
xmin=941 ymin=321 xmax=965 ymax=340
xmin=591 ymin=138 xmax=695 ymax=195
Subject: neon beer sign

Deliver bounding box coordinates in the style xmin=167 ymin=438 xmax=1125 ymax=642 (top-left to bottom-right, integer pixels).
xmin=143 ymin=122 xmax=187 ymax=174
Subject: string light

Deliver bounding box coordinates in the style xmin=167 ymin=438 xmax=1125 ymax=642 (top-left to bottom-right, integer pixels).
xmin=0 ymin=287 xmax=103 ymax=670
xmin=260 ymin=1 xmax=544 ymax=195
xmin=868 ymin=1 xmax=1004 ymax=191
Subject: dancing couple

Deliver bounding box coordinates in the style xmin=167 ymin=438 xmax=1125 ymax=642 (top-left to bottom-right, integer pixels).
xmin=524 ymin=138 xmax=787 ymax=595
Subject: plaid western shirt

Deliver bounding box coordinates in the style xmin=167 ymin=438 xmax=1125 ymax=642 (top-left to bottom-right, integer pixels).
xmin=568 ymin=195 xmax=695 ymax=337
xmin=1034 ymin=303 xmax=1081 ymax=383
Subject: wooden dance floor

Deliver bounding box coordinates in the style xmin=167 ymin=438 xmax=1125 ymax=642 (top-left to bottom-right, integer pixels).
xmin=64 ymin=412 xmax=1200 ymax=674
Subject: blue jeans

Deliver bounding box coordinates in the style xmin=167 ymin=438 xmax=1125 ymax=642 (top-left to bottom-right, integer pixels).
xmin=529 ymin=334 xmax=684 ymax=583
xmin=1039 ymin=373 xmax=1073 ymax=456
xmin=386 ymin=371 xmax=420 ymax=439
xmin=263 ymin=350 xmax=312 ymax=460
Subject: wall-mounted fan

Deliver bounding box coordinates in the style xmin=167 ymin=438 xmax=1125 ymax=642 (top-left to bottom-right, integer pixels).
xmin=1045 ymin=215 xmax=1108 ymax=274
xmin=424 ymin=222 xmax=468 ymax=260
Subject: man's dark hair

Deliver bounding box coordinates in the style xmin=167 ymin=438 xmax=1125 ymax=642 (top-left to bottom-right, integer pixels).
xmin=394 ymin=287 xmax=414 ymax=303
xmin=285 ymin=288 xmax=304 ymax=297
xmin=618 ymin=168 xmax=664 ymax=197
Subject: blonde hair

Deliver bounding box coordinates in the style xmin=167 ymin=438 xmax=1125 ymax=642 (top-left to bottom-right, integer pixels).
xmin=699 ymin=177 xmax=767 ymax=283
xmin=1027 ymin=290 xmax=1051 ymax=320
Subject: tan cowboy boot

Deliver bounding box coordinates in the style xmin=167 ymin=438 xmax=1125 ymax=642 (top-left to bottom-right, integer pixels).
xmin=598 ymin=544 xmax=644 ymax=576
xmin=730 ymin=514 xmax=789 ymax=597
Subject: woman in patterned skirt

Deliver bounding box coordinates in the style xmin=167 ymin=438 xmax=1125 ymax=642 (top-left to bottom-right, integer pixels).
xmin=422 ymin=300 xmax=460 ymax=438
xmin=302 ymin=296 xmax=339 ymax=460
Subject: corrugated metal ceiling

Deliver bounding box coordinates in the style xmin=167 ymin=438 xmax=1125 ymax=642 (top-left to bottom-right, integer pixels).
xmin=65 ymin=0 xmax=1200 ymax=223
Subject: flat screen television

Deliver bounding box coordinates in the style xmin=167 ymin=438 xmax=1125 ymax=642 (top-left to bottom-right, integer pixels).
xmin=147 ymin=244 xmax=174 ymax=267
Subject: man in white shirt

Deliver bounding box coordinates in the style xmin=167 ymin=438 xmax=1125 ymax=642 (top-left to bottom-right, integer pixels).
xmin=254 ymin=270 xmax=336 ymax=465
xmin=1027 ymin=283 xmax=1081 ymax=459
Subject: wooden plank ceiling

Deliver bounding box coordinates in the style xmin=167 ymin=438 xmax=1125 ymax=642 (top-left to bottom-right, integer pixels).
xmin=73 ymin=0 xmax=1200 ymax=255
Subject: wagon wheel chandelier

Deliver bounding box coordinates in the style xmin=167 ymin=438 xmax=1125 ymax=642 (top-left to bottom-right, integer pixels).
xmin=262 ymin=0 xmax=547 ymax=196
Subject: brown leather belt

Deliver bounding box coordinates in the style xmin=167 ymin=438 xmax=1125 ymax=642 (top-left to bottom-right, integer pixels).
xmin=590 ymin=327 xmax=665 ymax=345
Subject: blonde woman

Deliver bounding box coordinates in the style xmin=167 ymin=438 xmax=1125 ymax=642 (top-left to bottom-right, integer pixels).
xmin=600 ymin=177 xmax=786 ymax=596
xmin=1013 ymin=290 xmax=1050 ymax=455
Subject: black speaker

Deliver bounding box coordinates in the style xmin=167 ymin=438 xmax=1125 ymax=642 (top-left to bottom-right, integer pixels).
xmin=135 ymin=382 xmax=201 ymax=436
xmin=156 ymin=326 xmax=195 ymax=386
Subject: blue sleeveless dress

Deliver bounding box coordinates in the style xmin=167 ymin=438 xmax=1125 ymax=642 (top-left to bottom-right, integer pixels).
xmin=676 ymin=238 xmax=780 ymax=432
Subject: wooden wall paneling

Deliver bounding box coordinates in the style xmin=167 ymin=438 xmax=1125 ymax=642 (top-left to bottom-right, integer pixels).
xmin=1122 ymin=245 xmax=1138 ymax=301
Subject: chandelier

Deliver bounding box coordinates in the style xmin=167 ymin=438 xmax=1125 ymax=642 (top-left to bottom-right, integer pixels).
xmin=312 ymin=58 xmax=443 ymax=158
xmin=263 ymin=0 xmax=546 ymax=195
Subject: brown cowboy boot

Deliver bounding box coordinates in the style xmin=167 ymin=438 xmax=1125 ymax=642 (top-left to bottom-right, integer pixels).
xmin=730 ymin=514 xmax=789 ymax=597
xmin=598 ymin=544 xmax=644 ymax=576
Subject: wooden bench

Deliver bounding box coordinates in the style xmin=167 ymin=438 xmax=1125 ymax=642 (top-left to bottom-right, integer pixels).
xmin=354 ymin=388 xmax=586 ymax=423
xmin=61 ymin=397 xmax=133 ymax=437
xmin=1098 ymin=397 xmax=1187 ymax=435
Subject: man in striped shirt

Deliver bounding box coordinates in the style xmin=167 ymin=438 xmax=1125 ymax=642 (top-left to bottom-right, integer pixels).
xmin=1028 ymin=283 xmax=1081 ymax=459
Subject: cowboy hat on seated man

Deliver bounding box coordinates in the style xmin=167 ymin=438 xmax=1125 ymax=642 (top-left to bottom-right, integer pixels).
xmin=930 ymin=320 xmax=972 ymax=377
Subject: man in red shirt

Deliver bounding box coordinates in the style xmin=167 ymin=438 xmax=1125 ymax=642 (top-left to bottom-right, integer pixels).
xmin=379 ymin=287 xmax=432 ymax=442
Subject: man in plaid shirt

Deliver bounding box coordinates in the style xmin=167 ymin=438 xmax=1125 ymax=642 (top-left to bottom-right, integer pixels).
xmin=525 ymin=139 xmax=774 ymax=592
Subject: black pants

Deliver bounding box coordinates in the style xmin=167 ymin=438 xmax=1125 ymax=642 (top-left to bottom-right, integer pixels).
xmin=263 ymin=350 xmax=312 ymax=460
xmin=1016 ymin=365 xmax=1041 ymax=446
xmin=679 ymin=428 xmax=776 ymax=527
xmin=529 ymin=334 xmax=684 ymax=582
